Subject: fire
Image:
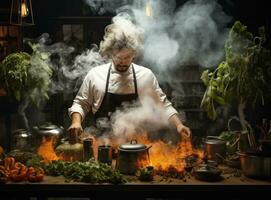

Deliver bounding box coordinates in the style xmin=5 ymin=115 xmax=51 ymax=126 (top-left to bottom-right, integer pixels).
xmin=135 ymin=133 xmax=204 ymax=172
xmin=37 ymin=136 xmax=59 ymax=163
xmin=81 ymin=130 xmax=204 ymax=173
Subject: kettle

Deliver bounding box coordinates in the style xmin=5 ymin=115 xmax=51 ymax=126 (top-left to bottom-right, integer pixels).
xmin=11 ymin=129 xmax=34 ymax=152
xmin=33 ymin=122 xmax=64 ymax=148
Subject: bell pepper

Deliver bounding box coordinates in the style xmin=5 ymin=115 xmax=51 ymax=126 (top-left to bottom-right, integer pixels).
xmin=9 ymin=163 xmax=28 ymax=182
xmin=4 ymin=157 xmax=15 ymax=170
xmin=27 ymin=167 xmax=45 ymax=182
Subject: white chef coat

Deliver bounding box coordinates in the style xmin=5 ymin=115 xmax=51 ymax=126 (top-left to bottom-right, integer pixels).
xmin=68 ymin=62 xmax=178 ymax=120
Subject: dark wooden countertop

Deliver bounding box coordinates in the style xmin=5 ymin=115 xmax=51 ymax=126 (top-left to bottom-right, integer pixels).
xmin=1 ymin=172 xmax=271 ymax=199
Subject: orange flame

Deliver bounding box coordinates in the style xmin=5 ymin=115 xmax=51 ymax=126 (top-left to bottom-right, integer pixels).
xmin=37 ymin=136 xmax=59 ymax=163
xmin=135 ymin=133 xmax=204 ymax=172
xmin=82 ymin=130 xmax=204 ymax=173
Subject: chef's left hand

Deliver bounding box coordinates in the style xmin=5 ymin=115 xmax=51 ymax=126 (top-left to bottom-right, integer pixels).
xmin=177 ymin=124 xmax=191 ymax=139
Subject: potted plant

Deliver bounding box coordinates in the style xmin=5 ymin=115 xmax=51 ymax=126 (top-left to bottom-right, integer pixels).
xmin=200 ymin=21 xmax=271 ymax=138
xmin=0 ymin=42 xmax=53 ymax=130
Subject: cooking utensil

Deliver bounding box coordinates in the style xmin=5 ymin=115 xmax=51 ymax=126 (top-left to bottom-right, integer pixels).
xmin=204 ymin=136 xmax=226 ymax=164
xmin=116 ymin=139 xmax=152 ymax=175
xmin=193 ymin=163 xmax=222 ymax=182
xmin=239 ymin=151 xmax=271 ymax=179
xmin=55 ymin=138 xmax=83 ymax=161
xmin=33 ymin=122 xmax=64 ymax=148
xmin=11 ymin=129 xmax=33 ymax=151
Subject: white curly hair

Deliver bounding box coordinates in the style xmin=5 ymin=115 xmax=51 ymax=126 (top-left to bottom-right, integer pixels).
xmin=99 ymin=14 xmax=144 ymax=56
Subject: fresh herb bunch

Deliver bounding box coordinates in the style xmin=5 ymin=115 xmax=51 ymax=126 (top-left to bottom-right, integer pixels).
xmin=44 ymin=159 xmax=127 ymax=184
xmin=201 ymin=21 xmax=271 ymax=126
xmin=0 ymin=43 xmax=52 ymax=107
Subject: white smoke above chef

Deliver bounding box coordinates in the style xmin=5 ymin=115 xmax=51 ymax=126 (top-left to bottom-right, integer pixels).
xmin=84 ymin=0 xmax=231 ymax=70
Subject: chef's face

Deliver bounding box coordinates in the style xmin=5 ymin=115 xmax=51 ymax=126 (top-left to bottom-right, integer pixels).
xmin=111 ymin=49 xmax=135 ymax=72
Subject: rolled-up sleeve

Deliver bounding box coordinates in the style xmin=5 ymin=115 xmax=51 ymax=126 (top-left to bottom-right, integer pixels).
xmin=149 ymin=72 xmax=178 ymax=119
xmin=68 ymin=73 xmax=92 ymax=120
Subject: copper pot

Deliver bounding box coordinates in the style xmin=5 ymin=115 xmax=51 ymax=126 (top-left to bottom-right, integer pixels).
xmin=239 ymin=151 xmax=271 ymax=179
xmin=204 ymin=136 xmax=226 ymax=163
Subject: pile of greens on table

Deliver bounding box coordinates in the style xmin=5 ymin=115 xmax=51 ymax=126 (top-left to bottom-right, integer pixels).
xmin=44 ymin=159 xmax=126 ymax=184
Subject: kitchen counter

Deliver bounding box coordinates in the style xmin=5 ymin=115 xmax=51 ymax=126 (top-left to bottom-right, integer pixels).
xmin=1 ymin=169 xmax=271 ymax=200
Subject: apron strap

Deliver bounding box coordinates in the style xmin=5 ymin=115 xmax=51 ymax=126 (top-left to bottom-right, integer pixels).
xmin=132 ymin=64 xmax=138 ymax=95
xmin=105 ymin=64 xmax=112 ymax=93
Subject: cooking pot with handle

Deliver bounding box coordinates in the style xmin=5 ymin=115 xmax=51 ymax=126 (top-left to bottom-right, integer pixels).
xmin=116 ymin=139 xmax=152 ymax=175
xmin=204 ymin=136 xmax=226 ymax=164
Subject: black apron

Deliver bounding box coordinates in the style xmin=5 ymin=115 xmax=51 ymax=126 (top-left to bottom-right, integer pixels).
xmin=94 ymin=64 xmax=140 ymax=135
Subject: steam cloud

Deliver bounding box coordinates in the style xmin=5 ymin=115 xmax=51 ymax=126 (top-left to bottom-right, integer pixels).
xmin=111 ymin=96 xmax=170 ymax=136
xmin=84 ymin=0 xmax=231 ymax=70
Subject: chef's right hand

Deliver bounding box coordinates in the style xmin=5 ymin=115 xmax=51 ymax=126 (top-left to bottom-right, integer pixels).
xmin=68 ymin=123 xmax=83 ymax=144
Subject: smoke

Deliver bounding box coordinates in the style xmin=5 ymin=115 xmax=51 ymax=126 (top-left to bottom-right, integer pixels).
xmin=83 ymin=0 xmax=133 ymax=15
xmin=18 ymin=98 xmax=30 ymax=131
xmin=33 ymin=33 xmax=108 ymax=94
xmin=84 ymin=0 xmax=231 ymax=70
xmin=111 ymin=96 xmax=170 ymax=138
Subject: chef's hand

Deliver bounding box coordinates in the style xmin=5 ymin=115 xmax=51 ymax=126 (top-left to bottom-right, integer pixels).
xmin=177 ymin=124 xmax=192 ymax=139
xmin=68 ymin=122 xmax=83 ymax=144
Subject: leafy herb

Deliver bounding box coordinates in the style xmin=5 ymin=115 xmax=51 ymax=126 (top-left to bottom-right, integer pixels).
xmin=200 ymin=21 xmax=271 ymax=128
xmin=0 ymin=43 xmax=52 ymax=107
xmin=44 ymin=159 xmax=126 ymax=184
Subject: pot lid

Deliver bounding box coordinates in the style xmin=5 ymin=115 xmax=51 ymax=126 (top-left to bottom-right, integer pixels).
xmin=39 ymin=123 xmax=59 ymax=130
xmin=119 ymin=139 xmax=147 ymax=151
xmin=34 ymin=122 xmax=63 ymax=136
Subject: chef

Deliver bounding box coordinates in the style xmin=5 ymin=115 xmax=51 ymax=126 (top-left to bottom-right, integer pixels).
xmin=68 ymin=16 xmax=191 ymax=141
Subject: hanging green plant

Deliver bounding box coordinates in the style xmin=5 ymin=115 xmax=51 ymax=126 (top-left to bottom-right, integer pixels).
xmin=0 ymin=43 xmax=52 ymax=107
xmin=200 ymin=21 xmax=271 ymax=129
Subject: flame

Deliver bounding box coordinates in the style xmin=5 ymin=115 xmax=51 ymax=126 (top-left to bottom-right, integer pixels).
xmin=37 ymin=136 xmax=59 ymax=163
xmin=134 ymin=133 xmax=204 ymax=172
xmin=81 ymin=130 xmax=204 ymax=173
xmin=21 ymin=1 xmax=29 ymax=18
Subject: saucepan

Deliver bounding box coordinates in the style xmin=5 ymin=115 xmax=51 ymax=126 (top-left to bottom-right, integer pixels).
xmin=116 ymin=139 xmax=152 ymax=175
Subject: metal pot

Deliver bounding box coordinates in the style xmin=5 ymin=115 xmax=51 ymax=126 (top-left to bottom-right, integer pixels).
xmin=33 ymin=122 xmax=64 ymax=148
xmin=193 ymin=163 xmax=222 ymax=182
xmin=116 ymin=139 xmax=152 ymax=175
xmin=239 ymin=151 xmax=271 ymax=179
xmin=204 ymin=136 xmax=226 ymax=163
xmin=11 ymin=129 xmax=33 ymax=151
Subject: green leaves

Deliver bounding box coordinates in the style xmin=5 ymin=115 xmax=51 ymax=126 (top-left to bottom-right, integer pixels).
xmin=200 ymin=21 xmax=271 ymax=120
xmin=0 ymin=43 xmax=52 ymax=106
xmin=44 ymin=159 xmax=127 ymax=184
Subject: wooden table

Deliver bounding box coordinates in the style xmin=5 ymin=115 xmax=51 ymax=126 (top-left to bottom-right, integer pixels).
xmin=1 ymin=173 xmax=271 ymax=200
